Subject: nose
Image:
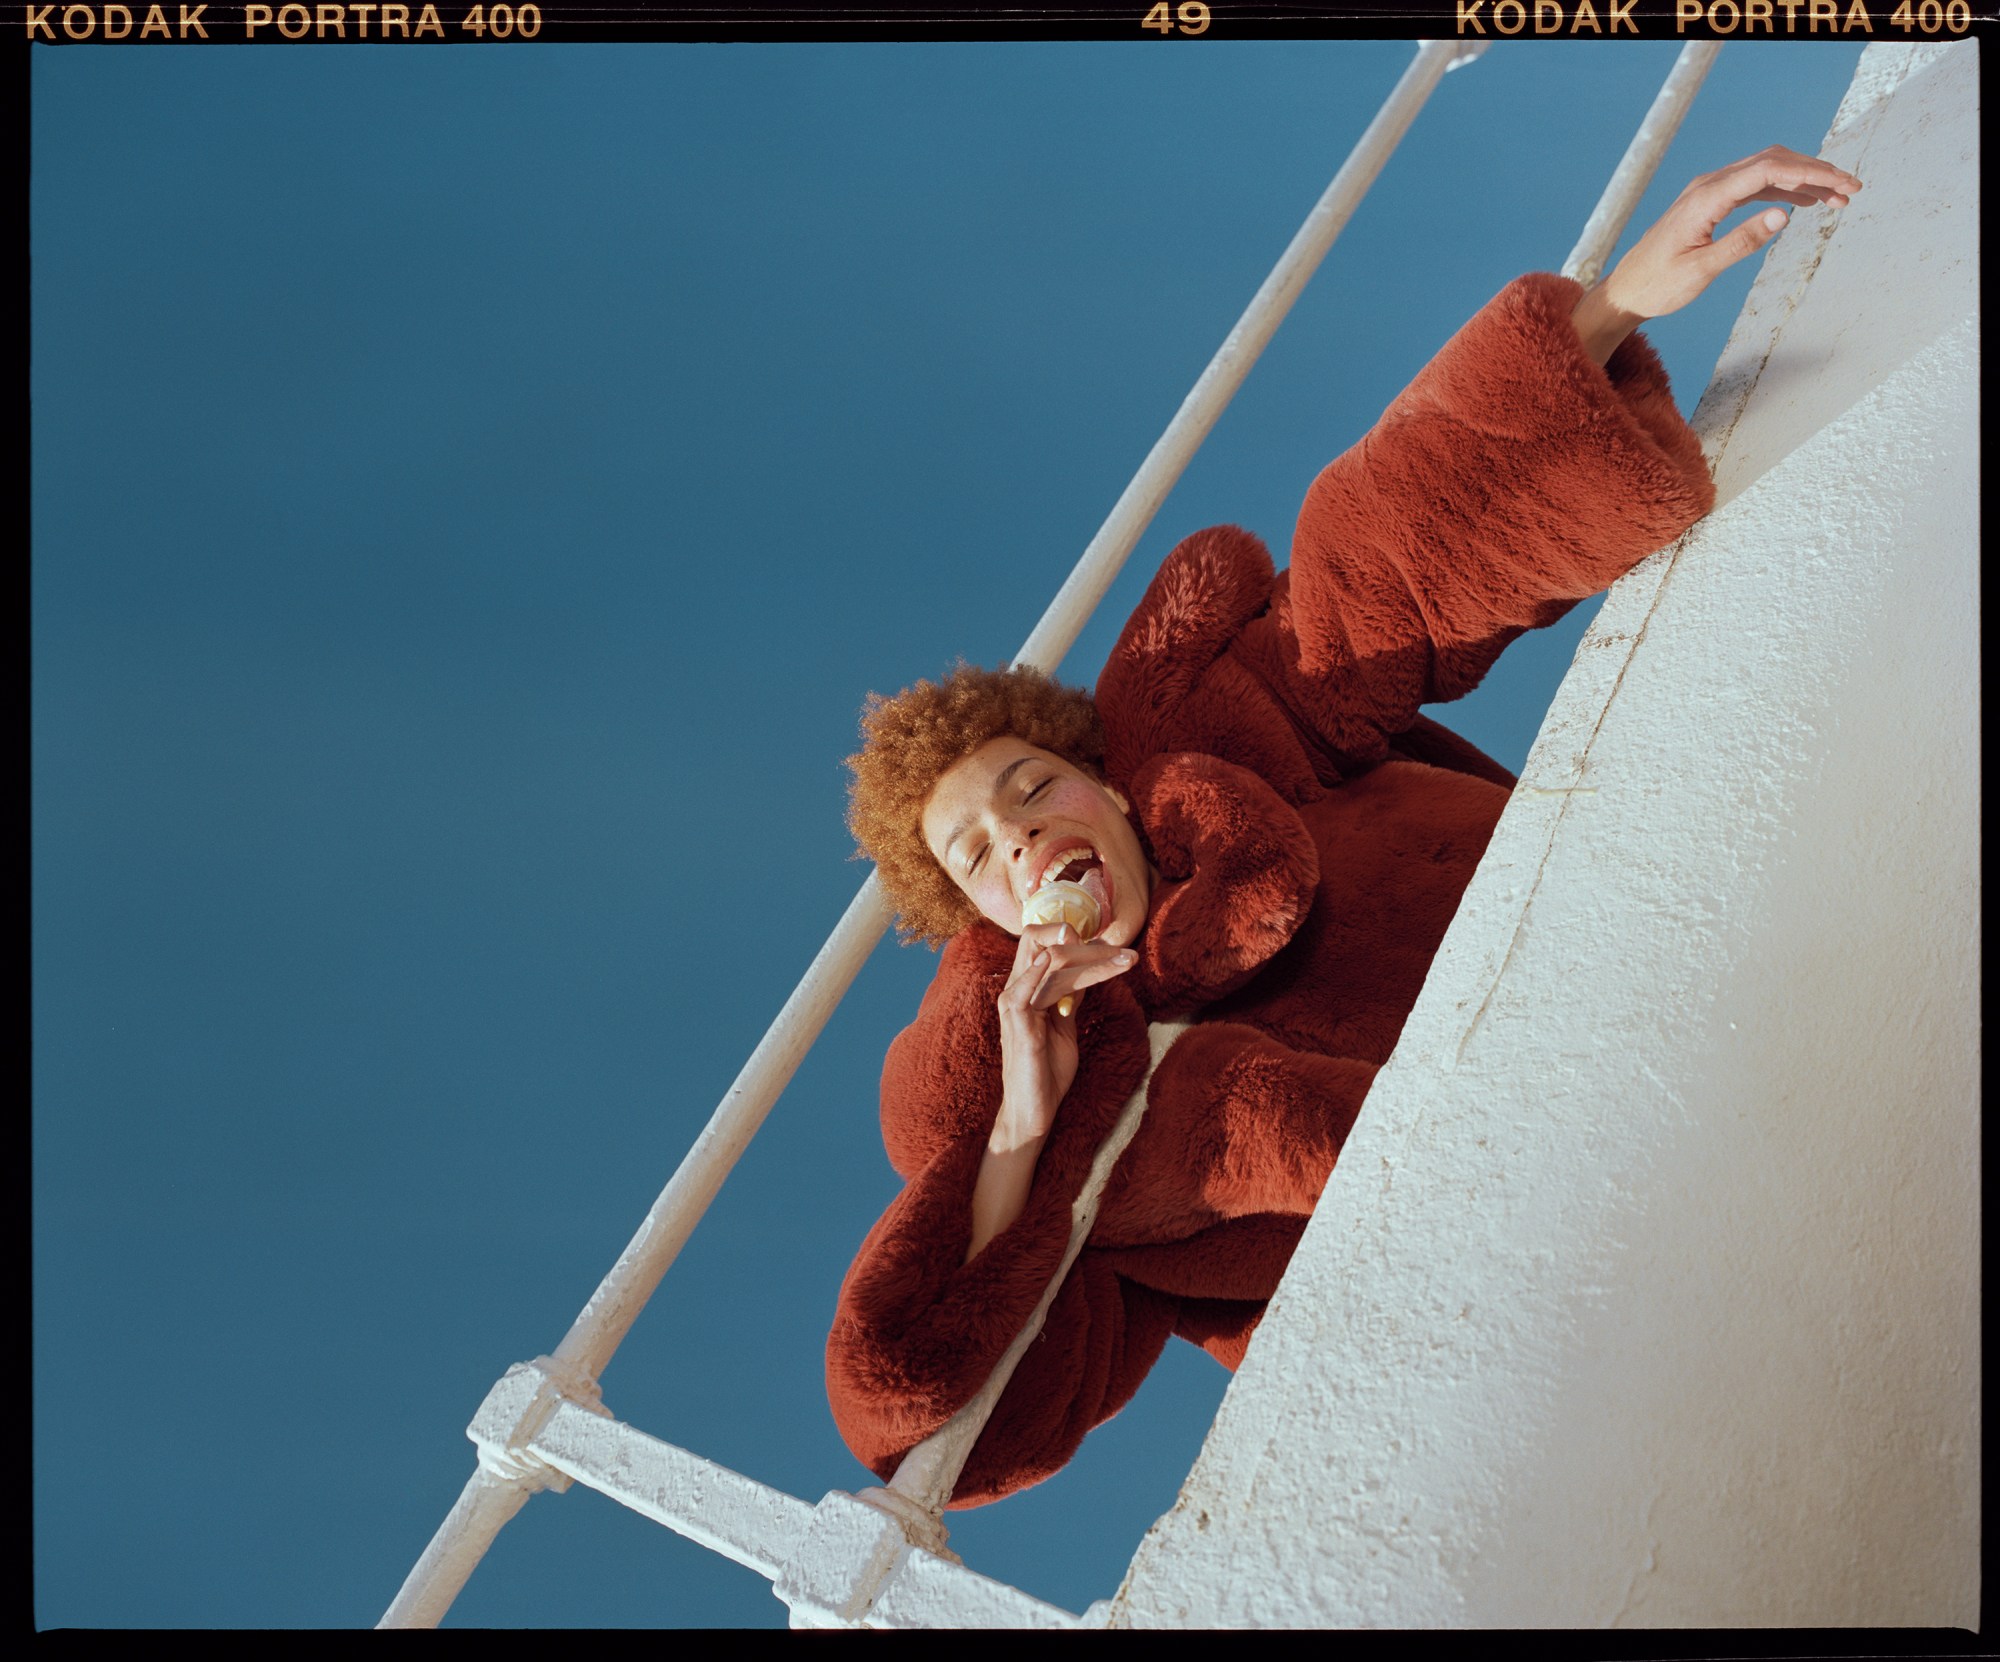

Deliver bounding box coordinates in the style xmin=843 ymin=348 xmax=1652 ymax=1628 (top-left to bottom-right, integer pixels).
xmin=1000 ymin=818 xmax=1042 ymax=867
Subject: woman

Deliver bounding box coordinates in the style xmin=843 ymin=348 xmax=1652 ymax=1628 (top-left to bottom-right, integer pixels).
xmin=828 ymin=147 xmax=1862 ymax=1507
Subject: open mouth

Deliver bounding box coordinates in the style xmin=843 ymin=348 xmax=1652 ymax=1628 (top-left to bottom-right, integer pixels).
xmin=1045 ymin=853 xmax=1096 ymax=888
xmin=1031 ymin=843 xmax=1113 ymax=925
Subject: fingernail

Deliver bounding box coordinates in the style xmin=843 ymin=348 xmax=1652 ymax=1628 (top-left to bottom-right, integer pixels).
xmin=1116 ymin=951 xmax=1135 ymax=964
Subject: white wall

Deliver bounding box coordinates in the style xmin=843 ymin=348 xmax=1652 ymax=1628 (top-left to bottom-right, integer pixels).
xmin=1110 ymin=41 xmax=1979 ymax=1629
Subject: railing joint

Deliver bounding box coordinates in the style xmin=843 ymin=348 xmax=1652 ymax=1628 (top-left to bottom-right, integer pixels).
xmin=771 ymin=1489 xmax=920 ymax=1628
xmin=466 ymin=1355 xmax=613 ymax=1495
xmin=1418 ymin=38 xmax=1491 ymax=72
xmin=854 ymin=1485 xmax=960 ymax=1563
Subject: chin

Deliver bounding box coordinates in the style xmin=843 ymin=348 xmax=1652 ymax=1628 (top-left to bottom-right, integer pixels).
xmin=1112 ymin=873 xmax=1150 ymax=944
xmin=1104 ymin=904 xmax=1146 ymax=949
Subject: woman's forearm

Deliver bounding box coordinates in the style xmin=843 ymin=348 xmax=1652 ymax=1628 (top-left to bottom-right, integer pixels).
xmin=965 ymin=1124 xmax=1047 ymax=1263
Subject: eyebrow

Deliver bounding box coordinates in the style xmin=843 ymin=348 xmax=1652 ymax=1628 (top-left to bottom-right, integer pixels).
xmin=942 ymin=755 xmax=1035 ymax=865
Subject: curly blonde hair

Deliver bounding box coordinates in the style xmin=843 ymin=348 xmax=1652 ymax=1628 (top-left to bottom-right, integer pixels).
xmin=847 ymin=662 xmax=1104 ymax=945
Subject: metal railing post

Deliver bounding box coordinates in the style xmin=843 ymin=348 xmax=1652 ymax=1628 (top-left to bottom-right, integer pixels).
xmin=380 ymin=1469 xmax=535 ymax=1629
xmin=1564 ymin=43 xmax=1723 ymax=287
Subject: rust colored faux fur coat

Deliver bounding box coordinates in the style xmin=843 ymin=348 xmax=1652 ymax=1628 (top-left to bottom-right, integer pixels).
xmin=826 ymin=273 xmax=1715 ymax=1507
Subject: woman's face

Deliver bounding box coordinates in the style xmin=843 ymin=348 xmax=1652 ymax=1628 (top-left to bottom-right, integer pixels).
xmin=920 ymin=737 xmax=1152 ymax=948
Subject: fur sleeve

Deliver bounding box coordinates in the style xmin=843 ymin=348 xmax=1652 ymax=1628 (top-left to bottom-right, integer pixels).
xmin=947 ymin=1258 xmax=1178 ymax=1507
xmin=1278 ymin=271 xmax=1716 ymax=761
xmin=828 ymin=970 xmax=1159 ymax=1502
xmin=877 ymin=926 xmax=1015 ymax=1181
xmin=825 ymin=1131 xmax=1075 ymax=1483
xmin=823 ymin=1143 xmax=1175 ymax=1507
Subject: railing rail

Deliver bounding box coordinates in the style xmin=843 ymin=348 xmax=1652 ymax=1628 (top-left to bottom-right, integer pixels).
xmin=381 ymin=38 xmax=1720 ymax=1629
xmin=1563 ymin=43 xmax=1721 ymax=285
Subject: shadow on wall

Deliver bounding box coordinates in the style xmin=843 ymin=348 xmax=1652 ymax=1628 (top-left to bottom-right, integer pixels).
xmin=1705 ymin=43 xmax=1976 ymax=510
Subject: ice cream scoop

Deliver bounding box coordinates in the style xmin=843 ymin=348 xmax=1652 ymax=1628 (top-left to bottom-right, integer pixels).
xmin=1020 ymin=879 xmax=1102 ymax=1018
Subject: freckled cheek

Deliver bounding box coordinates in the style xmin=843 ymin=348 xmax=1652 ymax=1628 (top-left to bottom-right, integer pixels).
xmin=979 ymin=873 xmax=1020 ymax=924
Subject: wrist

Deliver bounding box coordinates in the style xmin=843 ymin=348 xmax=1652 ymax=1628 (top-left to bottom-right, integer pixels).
xmin=986 ymin=1116 xmax=1048 ymax=1159
xmin=1571 ymin=281 xmax=1645 ymax=369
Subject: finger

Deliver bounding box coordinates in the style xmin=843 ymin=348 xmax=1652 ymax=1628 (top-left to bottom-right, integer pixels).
xmin=1002 ymin=947 xmax=1055 ymax=1010
xmin=1760 ymin=181 xmax=1855 ymax=205
xmin=1031 ymin=950 xmax=1137 ymax=1007
xmin=1031 ymin=969 xmax=1064 ymax=1009
xmin=1040 ymin=934 xmax=1128 ymax=962
xmin=1008 ymin=948 xmax=1056 ymax=1000
xmin=1689 ymin=159 xmax=1858 ymax=236
xmin=1063 ymin=951 xmax=1138 ymax=992
xmin=1028 ymin=949 xmax=1068 ymax=1009
xmin=1729 ymin=144 xmax=1862 ymax=189
xmin=1028 ymin=961 xmax=1064 ymax=1009
xmin=1699 ymin=205 xmax=1789 ymax=277
xmin=1713 ymin=155 xmax=1862 ymax=212
xmin=1010 ymin=923 xmax=1068 ymax=976
xmin=1028 ymin=957 xmax=1071 ymax=1009
xmin=1029 ymin=941 xmax=1132 ymax=988
xmin=1031 ymin=932 xmax=1124 ymax=965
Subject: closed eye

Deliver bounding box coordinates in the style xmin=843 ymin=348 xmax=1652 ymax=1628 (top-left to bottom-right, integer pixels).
xmin=963 ymin=778 xmax=1048 ymax=878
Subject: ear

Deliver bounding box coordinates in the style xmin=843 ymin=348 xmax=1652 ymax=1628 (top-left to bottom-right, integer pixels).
xmin=1104 ymin=781 xmax=1131 ymax=816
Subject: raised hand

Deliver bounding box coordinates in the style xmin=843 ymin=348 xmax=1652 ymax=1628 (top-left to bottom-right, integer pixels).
xmin=964 ymin=922 xmax=1137 ymax=1262
xmin=992 ymin=921 xmax=1136 ymax=1149
xmin=1573 ymin=145 xmax=1863 ymax=365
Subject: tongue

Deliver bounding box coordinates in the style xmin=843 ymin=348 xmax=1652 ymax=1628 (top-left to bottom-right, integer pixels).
xmin=1075 ymin=864 xmax=1110 ymax=924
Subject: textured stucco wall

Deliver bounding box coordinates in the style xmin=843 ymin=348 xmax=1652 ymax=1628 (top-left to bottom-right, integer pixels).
xmin=1111 ymin=41 xmax=1978 ymax=1630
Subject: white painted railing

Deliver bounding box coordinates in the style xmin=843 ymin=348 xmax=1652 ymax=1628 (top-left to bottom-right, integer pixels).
xmin=380 ymin=40 xmax=1719 ymax=1630
xmin=1563 ymin=43 xmax=1720 ymax=285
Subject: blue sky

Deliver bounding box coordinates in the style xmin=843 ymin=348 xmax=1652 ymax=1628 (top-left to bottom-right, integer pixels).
xmin=32 ymin=39 xmax=1866 ymax=1629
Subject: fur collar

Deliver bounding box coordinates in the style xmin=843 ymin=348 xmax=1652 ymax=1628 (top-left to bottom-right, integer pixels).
xmin=1122 ymin=751 xmax=1319 ymax=1019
